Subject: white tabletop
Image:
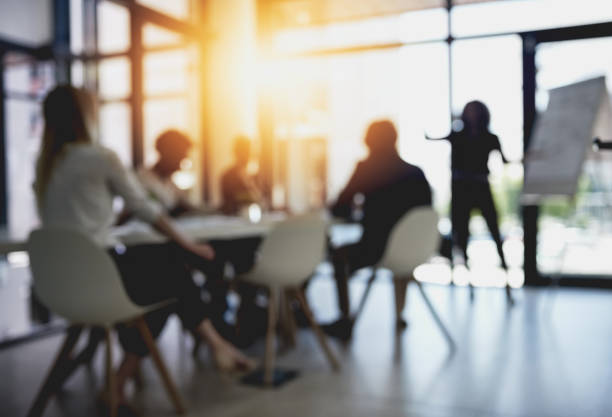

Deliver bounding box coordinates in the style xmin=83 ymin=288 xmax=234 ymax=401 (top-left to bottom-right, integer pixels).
xmin=0 ymin=212 xmax=362 ymax=255
xmin=110 ymin=214 xmax=284 ymax=246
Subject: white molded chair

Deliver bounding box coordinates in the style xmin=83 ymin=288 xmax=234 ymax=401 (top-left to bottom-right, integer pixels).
xmin=238 ymin=212 xmax=340 ymax=385
xmin=27 ymin=228 xmax=185 ymax=417
xmin=353 ymin=207 xmax=456 ymax=349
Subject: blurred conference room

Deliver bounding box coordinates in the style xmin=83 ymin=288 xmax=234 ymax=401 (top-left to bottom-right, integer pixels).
xmin=3 ymin=1 xmax=612 ymax=416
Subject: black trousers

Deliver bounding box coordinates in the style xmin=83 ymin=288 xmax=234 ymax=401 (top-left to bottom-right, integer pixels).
xmin=451 ymin=179 xmax=507 ymax=268
xmin=330 ymin=241 xmax=382 ymax=318
xmin=109 ymin=243 xmax=211 ymax=357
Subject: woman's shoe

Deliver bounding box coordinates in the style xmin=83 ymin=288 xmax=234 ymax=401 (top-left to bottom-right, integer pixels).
xmin=212 ymin=344 xmax=257 ymax=374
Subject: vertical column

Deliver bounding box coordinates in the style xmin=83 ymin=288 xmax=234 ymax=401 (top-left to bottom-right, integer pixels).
xmin=256 ymin=2 xmax=275 ymax=205
xmin=0 ymin=51 xmax=6 ymax=226
xmin=446 ymin=0 xmax=454 ymax=118
xmin=83 ymin=0 xmax=98 ymax=91
xmin=521 ymin=34 xmax=542 ymax=285
xmin=53 ymin=0 xmax=71 ymax=84
xmin=204 ymin=0 xmax=258 ymax=205
xmin=130 ymin=11 xmax=144 ymax=168
xmin=197 ymin=1 xmax=211 ymax=202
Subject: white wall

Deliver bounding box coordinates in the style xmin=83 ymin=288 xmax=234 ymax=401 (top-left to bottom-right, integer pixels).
xmin=0 ymin=0 xmax=52 ymax=46
xmin=203 ymin=0 xmax=258 ymax=205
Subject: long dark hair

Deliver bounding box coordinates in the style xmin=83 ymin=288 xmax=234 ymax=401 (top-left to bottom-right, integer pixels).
xmin=461 ymin=100 xmax=490 ymax=134
xmin=34 ymin=85 xmax=94 ymax=207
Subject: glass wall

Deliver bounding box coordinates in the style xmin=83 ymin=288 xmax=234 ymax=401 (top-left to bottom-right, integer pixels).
xmin=452 ymin=0 xmax=612 ymax=37
xmin=535 ymin=37 xmax=612 ymax=276
xmin=451 ymin=35 xmax=524 ymax=275
xmin=266 ymin=44 xmax=450 ymax=214
xmin=1 ymin=0 xmax=202 ymax=237
xmin=266 ymin=4 xmax=536 ymax=287
xmin=143 ymin=38 xmax=200 ymax=193
xmin=3 ymin=53 xmax=55 ymax=238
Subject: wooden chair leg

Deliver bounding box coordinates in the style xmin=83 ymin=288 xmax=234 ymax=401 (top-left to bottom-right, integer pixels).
xmin=279 ymin=289 xmax=297 ymax=349
xmin=70 ymin=326 xmax=103 ymax=369
xmin=293 ymin=288 xmax=340 ymax=371
xmin=27 ymin=325 xmax=83 ymax=417
xmin=132 ymin=364 xmax=145 ymax=391
xmin=264 ymin=287 xmax=278 ymax=385
xmin=104 ymin=328 xmax=118 ymax=417
xmin=393 ymin=277 xmax=409 ymax=330
xmin=135 ymin=317 xmax=186 ymax=415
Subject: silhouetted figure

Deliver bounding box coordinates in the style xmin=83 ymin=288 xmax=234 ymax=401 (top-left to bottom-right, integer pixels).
xmin=325 ymin=120 xmax=432 ymax=340
xmin=137 ymin=130 xmax=202 ymax=217
xmin=219 ymin=137 xmax=267 ymax=346
xmin=35 ymin=86 xmax=254 ymax=406
xmin=427 ymin=100 xmax=509 ymax=271
xmin=138 ymin=130 xmax=234 ymax=336
xmin=220 ymin=136 xmax=263 ymax=215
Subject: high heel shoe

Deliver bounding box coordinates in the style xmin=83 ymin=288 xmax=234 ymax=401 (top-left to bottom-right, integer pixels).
xmin=212 ymin=346 xmax=257 ymax=374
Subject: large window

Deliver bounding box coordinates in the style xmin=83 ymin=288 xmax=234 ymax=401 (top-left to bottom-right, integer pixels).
xmin=143 ymin=37 xmax=201 ymax=193
xmin=3 ymin=53 xmax=55 ymax=238
xmin=1 ymin=0 xmax=202 ymax=238
xmin=267 ymin=5 xmax=530 ymax=287
xmin=274 ymin=8 xmax=448 ymax=54
xmin=451 ymin=0 xmax=612 ymax=37
xmin=451 ymin=35 xmax=524 ymax=270
xmin=266 ymin=43 xmax=451 ymax=213
xmin=534 ymin=37 xmax=612 ymax=276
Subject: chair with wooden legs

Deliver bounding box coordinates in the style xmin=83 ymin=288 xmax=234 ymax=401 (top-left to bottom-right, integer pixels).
xmin=26 ymin=228 xmax=185 ymax=417
xmin=238 ymin=212 xmax=340 ymax=386
xmin=352 ymin=207 xmax=456 ymax=350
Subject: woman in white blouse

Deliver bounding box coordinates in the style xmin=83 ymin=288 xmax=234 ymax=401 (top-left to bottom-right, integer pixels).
xmin=34 ymin=85 xmax=254 ymax=405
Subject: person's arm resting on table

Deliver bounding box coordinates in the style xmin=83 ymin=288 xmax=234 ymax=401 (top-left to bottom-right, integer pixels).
xmin=105 ymin=151 xmax=214 ymax=259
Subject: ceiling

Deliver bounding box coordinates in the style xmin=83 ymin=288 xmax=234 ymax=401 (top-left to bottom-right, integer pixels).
xmin=259 ymin=0 xmax=514 ymax=29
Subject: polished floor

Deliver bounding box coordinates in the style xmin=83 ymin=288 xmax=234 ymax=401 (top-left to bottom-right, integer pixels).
xmin=2 ymin=272 xmax=612 ymax=417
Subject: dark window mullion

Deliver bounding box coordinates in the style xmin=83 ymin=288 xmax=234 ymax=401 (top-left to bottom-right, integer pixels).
xmin=0 ymin=50 xmax=7 ymax=226
xmin=130 ymin=10 xmax=144 ymax=168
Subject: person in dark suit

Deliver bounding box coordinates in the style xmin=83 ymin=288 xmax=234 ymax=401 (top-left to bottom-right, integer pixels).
xmin=220 ymin=136 xmax=263 ymax=215
xmin=218 ymin=136 xmax=267 ymax=346
xmin=426 ymin=100 xmax=509 ymax=273
xmin=325 ymin=120 xmax=432 ymax=340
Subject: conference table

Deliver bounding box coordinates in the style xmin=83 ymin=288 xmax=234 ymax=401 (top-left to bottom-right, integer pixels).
xmin=0 ymin=213 xmax=284 ymax=256
xmin=0 ymin=212 xmax=362 ymax=255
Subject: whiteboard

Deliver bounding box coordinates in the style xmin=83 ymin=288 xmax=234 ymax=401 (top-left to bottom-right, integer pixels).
xmin=522 ymin=77 xmax=611 ymax=201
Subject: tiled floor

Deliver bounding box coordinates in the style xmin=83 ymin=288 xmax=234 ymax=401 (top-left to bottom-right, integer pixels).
xmin=2 ymin=271 xmax=612 ymax=417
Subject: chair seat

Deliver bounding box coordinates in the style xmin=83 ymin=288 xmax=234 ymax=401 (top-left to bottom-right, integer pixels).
xmin=26 ymin=228 xmax=187 ymax=416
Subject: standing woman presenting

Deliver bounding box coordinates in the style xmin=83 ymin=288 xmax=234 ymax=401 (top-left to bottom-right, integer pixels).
xmin=34 ymin=85 xmax=254 ymax=407
xmin=427 ymin=101 xmax=512 ymax=298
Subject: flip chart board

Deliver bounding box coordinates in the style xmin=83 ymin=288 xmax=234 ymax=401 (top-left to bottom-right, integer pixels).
xmin=522 ymin=76 xmax=611 ymax=201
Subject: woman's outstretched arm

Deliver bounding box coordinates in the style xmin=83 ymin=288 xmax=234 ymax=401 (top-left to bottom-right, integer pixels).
xmin=424 ymin=132 xmax=451 ymax=141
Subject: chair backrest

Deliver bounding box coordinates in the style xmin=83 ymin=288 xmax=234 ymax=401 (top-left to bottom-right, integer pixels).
xmin=250 ymin=211 xmax=328 ymax=286
xmin=27 ymin=228 xmax=143 ymax=325
xmin=379 ymin=206 xmax=440 ymax=276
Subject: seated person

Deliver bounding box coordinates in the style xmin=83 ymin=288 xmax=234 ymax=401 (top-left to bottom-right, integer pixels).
xmin=142 ymin=132 xmax=264 ymax=346
xmin=35 ymin=86 xmax=254 ymax=406
xmin=137 ymin=129 xmax=207 ymax=217
xmin=325 ymin=120 xmax=432 ymax=340
xmin=220 ymin=136 xmax=263 ymax=215
xmin=137 ymin=130 xmax=231 ymax=334
xmin=219 ymin=137 xmax=271 ymax=346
